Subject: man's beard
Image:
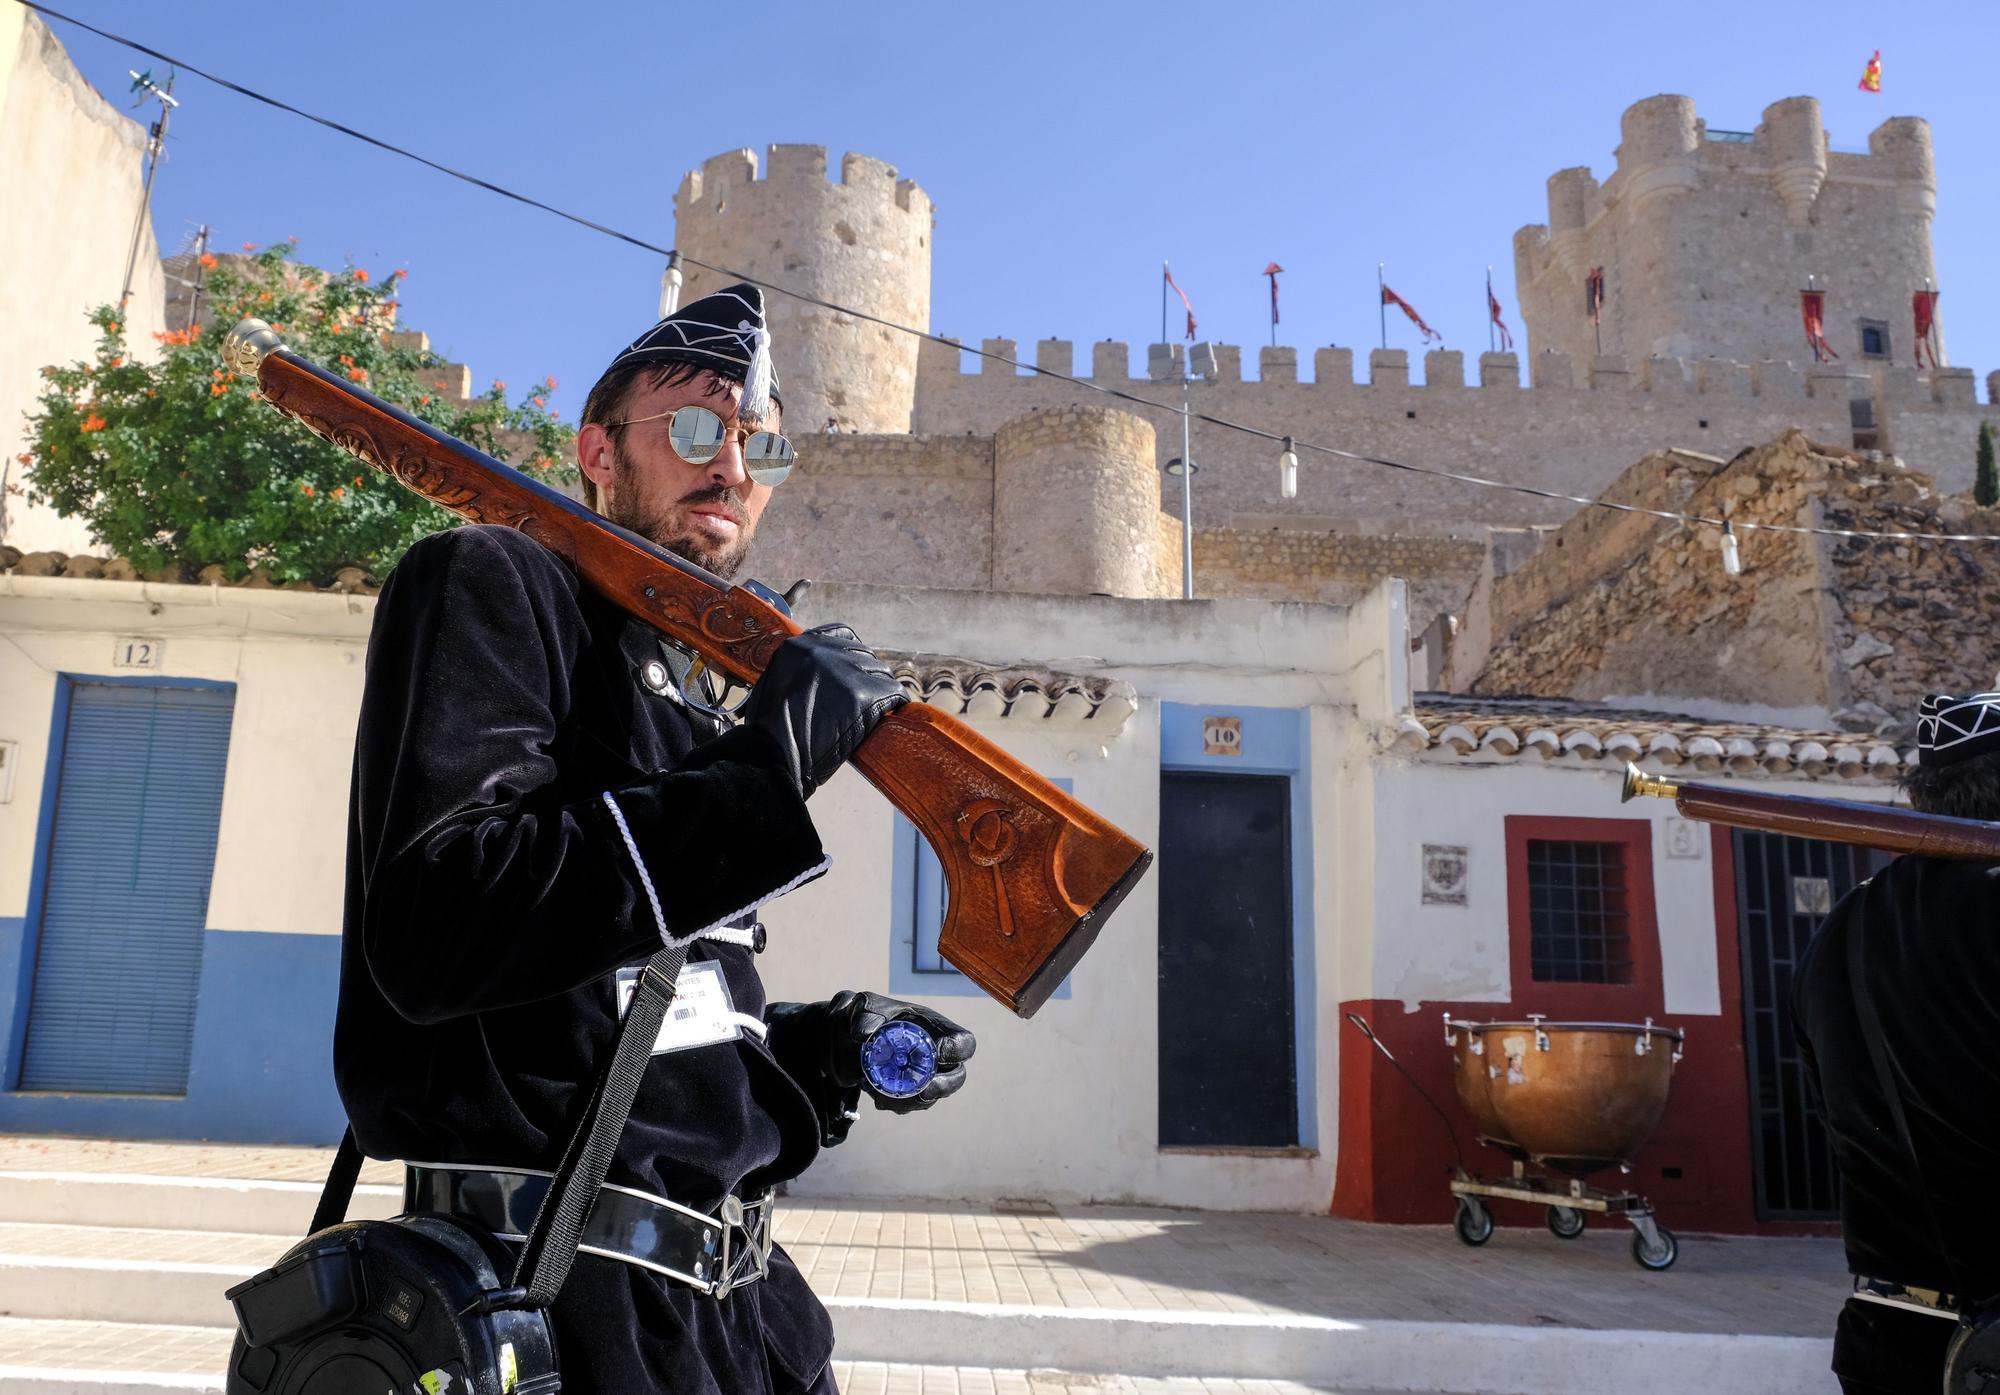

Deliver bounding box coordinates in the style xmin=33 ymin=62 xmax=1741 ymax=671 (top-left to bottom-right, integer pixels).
xmin=604 ymin=445 xmax=754 ymax=579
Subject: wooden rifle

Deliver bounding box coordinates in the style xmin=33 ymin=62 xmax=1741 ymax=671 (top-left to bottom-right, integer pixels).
xmin=1620 ymin=761 xmax=2000 ymax=859
xmin=223 ymin=319 xmax=1152 ymax=1017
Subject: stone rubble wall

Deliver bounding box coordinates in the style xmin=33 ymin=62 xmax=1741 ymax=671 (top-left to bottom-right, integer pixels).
xmin=1464 ymin=433 xmax=1839 ymax=714
xmin=1446 ymin=448 xmax=1729 ymax=690
xmin=1817 ymin=489 xmax=2000 ymax=729
xmin=1457 ymin=430 xmax=2000 ymax=732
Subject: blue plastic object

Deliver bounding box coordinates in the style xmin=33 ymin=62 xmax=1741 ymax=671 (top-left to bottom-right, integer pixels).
xmin=860 ymin=1020 xmax=937 ymax=1099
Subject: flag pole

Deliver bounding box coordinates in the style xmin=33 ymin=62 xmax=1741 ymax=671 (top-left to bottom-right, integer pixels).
xmin=1161 ymin=261 xmax=1169 ymax=349
xmin=1486 ymin=267 xmax=1495 ymax=354
xmin=1378 ymin=263 xmax=1387 ymax=351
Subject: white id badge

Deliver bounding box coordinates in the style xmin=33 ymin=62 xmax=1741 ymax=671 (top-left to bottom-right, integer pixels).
xmin=615 ymin=962 xmax=742 ymax=1055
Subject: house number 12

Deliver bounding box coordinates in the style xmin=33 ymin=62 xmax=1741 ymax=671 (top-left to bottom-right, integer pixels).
xmin=113 ymin=637 xmax=163 ymax=670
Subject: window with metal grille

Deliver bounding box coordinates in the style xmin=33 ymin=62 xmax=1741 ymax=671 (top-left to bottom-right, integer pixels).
xmin=1525 ymin=839 xmax=1634 ymax=984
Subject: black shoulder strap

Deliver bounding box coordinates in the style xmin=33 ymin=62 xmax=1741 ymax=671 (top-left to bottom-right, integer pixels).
xmin=309 ymin=942 xmax=689 ymax=1312
xmin=509 ymin=942 xmax=688 ymax=1306
xmin=310 ymin=1127 xmax=365 ymax=1234
xmin=1847 ymin=913 xmax=1968 ymax=1301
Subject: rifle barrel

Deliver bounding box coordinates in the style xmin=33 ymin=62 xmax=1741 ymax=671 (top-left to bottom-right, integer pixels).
xmin=1620 ymin=762 xmax=2000 ymax=859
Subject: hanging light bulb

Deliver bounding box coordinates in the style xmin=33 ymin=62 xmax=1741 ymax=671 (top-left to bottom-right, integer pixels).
xmin=1720 ymin=519 xmax=1742 ymax=576
xmin=658 ymin=251 xmax=684 ymax=318
xmin=1279 ymin=436 xmax=1299 ymax=500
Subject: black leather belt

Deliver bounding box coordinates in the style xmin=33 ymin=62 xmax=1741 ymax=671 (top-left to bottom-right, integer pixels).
xmin=1853 ymin=1274 xmax=1965 ymax=1321
xmin=404 ymin=1163 xmax=772 ymax=1298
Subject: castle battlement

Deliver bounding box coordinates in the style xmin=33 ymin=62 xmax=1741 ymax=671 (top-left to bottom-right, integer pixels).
xmin=674 ymin=145 xmax=934 ymax=434
xmin=915 ymin=335 xmax=1989 ymax=409
xmin=676 ymin=145 xmax=932 ymax=218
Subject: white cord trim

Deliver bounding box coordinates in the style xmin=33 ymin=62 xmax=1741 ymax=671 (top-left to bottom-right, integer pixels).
xmin=701 ymin=924 xmax=761 ymax=947
xmin=687 ymin=854 xmax=832 ymax=943
xmin=601 ymin=790 xmax=668 ymax=942
xmin=603 ymin=789 xmax=829 ymax=949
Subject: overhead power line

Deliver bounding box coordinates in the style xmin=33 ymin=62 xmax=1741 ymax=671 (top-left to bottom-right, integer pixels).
xmin=20 ymin=0 xmax=2000 ymax=546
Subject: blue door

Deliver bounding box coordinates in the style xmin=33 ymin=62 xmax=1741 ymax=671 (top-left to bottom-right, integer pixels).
xmin=17 ymin=680 xmax=235 ymax=1095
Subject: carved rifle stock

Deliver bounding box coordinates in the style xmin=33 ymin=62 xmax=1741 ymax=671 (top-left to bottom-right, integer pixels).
xmin=1621 ymin=761 xmax=2000 ymax=860
xmin=224 ymin=319 xmax=1151 ymax=1017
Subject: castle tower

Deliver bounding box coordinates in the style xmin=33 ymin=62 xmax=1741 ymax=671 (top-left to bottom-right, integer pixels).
xmin=1514 ymin=94 xmax=1941 ymax=368
xmin=992 ymin=406 xmax=1169 ymax=598
xmin=673 ymin=145 xmax=933 ymax=435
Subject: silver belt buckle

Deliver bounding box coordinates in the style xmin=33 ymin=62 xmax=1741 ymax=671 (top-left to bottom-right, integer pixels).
xmin=711 ymin=1192 xmax=771 ymax=1298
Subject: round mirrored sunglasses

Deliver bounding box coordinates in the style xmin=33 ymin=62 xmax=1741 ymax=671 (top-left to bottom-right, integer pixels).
xmin=607 ymin=404 xmax=795 ymax=486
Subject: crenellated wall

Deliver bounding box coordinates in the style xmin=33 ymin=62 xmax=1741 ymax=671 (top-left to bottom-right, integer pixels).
xmin=908 ymin=336 xmax=2000 ymax=532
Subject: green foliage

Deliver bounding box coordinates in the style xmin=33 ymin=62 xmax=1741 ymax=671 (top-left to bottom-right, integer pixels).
xmin=18 ymin=243 xmax=575 ymax=583
xmin=1978 ymin=421 xmax=1998 ymax=509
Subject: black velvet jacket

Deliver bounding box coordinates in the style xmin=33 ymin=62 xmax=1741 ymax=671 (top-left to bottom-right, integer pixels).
xmin=1794 ymin=856 xmax=2000 ymax=1389
xmin=335 ymin=524 xmax=838 ymax=1394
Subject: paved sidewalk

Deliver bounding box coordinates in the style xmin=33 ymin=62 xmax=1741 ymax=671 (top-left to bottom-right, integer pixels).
xmin=0 ymin=1137 xmax=1847 ymax=1392
xmin=0 ymin=1135 xmax=1848 ymax=1339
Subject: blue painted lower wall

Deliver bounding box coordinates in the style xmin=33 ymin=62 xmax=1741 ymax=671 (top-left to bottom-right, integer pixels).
xmin=0 ymin=927 xmax=345 ymax=1144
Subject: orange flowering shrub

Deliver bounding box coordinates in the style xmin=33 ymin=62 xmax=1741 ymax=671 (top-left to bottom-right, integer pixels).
xmin=24 ymin=243 xmax=573 ymax=583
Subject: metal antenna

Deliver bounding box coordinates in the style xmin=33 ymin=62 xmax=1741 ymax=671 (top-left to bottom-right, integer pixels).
xmin=119 ymin=69 xmax=179 ymax=310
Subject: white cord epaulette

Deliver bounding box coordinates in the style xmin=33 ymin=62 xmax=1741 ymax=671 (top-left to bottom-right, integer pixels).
xmin=601 ymin=790 xmax=830 ymax=949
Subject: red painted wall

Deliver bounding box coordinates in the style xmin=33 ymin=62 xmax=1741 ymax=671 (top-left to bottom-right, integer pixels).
xmin=1330 ymin=821 xmax=1833 ymax=1237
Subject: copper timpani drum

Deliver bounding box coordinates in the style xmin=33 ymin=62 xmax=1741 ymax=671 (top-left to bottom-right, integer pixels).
xmin=1445 ymin=1016 xmax=1684 ymax=1175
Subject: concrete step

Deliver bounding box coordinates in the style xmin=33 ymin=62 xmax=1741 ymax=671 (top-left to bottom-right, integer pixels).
xmin=0 ymin=1217 xmax=1834 ymax=1394
xmin=0 ymin=1320 xmax=1462 ymax=1394
xmin=0 ymin=1222 xmax=261 ymax=1328
xmin=0 ymin=1168 xmax=398 ymax=1237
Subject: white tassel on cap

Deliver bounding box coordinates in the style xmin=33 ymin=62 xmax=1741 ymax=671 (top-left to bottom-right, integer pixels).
xmin=738 ymin=322 xmax=774 ymax=425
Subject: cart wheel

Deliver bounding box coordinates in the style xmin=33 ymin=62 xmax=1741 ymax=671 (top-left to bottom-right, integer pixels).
xmin=1631 ymin=1225 xmax=1678 ymax=1271
xmin=1454 ymin=1198 xmax=1494 ymax=1247
xmin=1546 ymin=1205 xmax=1586 ymax=1240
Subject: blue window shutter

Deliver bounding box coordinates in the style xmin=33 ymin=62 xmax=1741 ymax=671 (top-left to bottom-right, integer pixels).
xmin=19 ymin=682 xmax=235 ymax=1095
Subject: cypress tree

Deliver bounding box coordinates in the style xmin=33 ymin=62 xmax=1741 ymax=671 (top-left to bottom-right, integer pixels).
xmin=1978 ymin=421 xmax=1999 ymax=508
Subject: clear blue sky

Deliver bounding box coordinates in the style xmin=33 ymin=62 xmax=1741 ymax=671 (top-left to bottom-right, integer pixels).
xmin=39 ymin=0 xmax=2000 ymax=417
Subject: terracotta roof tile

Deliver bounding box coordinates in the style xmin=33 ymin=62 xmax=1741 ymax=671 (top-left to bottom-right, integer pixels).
xmin=1410 ymin=694 xmax=1910 ymax=782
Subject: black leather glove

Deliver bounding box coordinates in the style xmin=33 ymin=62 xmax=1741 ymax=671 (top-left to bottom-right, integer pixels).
xmin=733 ymin=625 xmax=906 ymax=801
xmin=766 ymin=991 xmax=977 ymax=1147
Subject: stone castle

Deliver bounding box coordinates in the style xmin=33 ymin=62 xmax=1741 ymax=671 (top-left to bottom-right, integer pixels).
xmin=687 ymin=95 xmax=1995 ymax=633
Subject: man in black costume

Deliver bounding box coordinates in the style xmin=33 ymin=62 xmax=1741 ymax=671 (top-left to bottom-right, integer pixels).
xmin=1795 ymin=689 xmax=2000 ymax=1395
xmin=336 ymin=284 xmax=975 ymax=1394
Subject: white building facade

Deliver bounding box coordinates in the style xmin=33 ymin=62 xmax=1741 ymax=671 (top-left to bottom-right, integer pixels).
xmin=0 ymin=568 xmax=1914 ymax=1226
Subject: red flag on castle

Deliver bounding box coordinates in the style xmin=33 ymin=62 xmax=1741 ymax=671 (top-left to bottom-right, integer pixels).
xmin=1162 ymin=263 xmax=1197 ymax=340
xmin=1914 ymin=287 xmax=1942 ymax=367
xmin=1801 ymin=284 xmax=1838 ymax=362
xmin=1264 ymin=262 xmax=1283 ymax=346
xmin=1486 ymin=269 xmax=1514 ymax=352
xmin=1380 ymin=279 xmax=1441 ymax=344
xmin=1858 ymin=50 xmax=1882 ymax=93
